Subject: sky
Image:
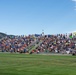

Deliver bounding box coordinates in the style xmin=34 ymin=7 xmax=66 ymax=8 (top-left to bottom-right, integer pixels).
xmin=0 ymin=0 xmax=76 ymax=35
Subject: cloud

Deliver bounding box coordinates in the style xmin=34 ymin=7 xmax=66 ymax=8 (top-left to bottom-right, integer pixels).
xmin=74 ymin=9 xmax=76 ymax=10
xmin=68 ymin=30 xmax=76 ymax=33
xmin=72 ymin=0 xmax=76 ymax=2
xmin=72 ymin=0 xmax=76 ymax=10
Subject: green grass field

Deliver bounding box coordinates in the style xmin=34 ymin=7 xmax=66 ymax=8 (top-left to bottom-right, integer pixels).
xmin=0 ymin=53 xmax=76 ymax=75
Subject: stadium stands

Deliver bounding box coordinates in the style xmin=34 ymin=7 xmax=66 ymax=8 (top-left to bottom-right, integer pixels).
xmin=0 ymin=33 xmax=76 ymax=54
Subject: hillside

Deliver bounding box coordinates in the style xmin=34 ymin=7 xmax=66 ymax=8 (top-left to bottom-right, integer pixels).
xmin=0 ymin=32 xmax=7 ymax=39
xmin=0 ymin=32 xmax=15 ymax=39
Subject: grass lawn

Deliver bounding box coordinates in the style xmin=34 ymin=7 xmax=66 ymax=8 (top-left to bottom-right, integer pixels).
xmin=0 ymin=53 xmax=76 ymax=75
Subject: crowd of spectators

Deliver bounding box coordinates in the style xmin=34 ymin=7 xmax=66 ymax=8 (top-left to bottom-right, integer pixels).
xmin=0 ymin=33 xmax=76 ymax=54
xmin=34 ymin=33 xmax=76 ymax=54
xmin=0 ymin=35 xmax=35 ymax=53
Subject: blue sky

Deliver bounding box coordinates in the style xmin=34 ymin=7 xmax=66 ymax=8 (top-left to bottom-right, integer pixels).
xmin=0 ymin=0 xmax=76 ymax=35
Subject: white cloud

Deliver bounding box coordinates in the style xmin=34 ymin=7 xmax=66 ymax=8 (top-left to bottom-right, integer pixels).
xmin=68 ymin=30 xmax=76 ymax=33
xmin=72 ymin=0 xmax=76 ymax=2
xmin=72 ymin=0 xmax=76 ymax=10
xmin=74 ymin=8 xmax=76 ymax=10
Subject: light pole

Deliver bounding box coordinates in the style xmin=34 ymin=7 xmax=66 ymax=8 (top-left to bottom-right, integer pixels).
xmin=42 ymin=29 xmax=44 ymax=36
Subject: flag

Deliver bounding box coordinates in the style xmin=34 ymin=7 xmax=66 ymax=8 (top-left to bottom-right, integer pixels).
xmin=69 ymin=35 xmax=73 ymax=39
